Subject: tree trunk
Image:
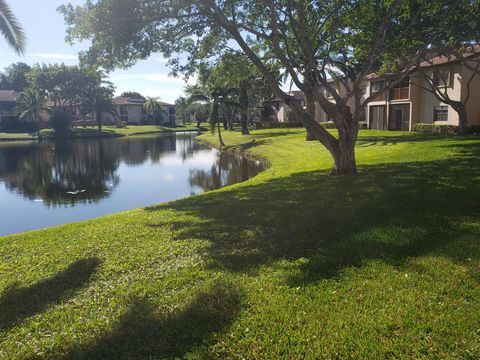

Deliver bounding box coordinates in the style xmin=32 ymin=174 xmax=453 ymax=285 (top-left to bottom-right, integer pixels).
xmin=304 ymin=93 xmax=318 ymax=141
xmin=217 ymin=115 xmax=225 ymax=146
xmin=241 ymin=112 xmax=249 ymax=135
xmin=301 ymin=110 xmax=358 ymax=175
xmin=96 ymin=110 xmax=103 ymax=131
xmin=331 ymin=121 xmax=358 ymax=174
xmin=455 ymin=104 xmax=468 ymax=135
xmin=239 ymin=83 xmax=250 ymax=135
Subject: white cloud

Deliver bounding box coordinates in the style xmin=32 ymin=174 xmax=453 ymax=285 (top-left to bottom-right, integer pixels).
xmin=156 ymin=57 xmax=168 ymax=63
xmin=30 ymin=53 xmax=78 ymax=60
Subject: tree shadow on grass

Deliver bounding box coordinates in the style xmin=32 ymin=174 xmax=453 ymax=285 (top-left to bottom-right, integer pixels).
xmin=357 ymin=132 xmax=479 ymax=147
xmin=64 ymin=282 xmax=242 ymax=359
xmin=145 ymin=141 xmax=480 ymax=284
xmin=0 ymin=257 xmax=101 ymax=330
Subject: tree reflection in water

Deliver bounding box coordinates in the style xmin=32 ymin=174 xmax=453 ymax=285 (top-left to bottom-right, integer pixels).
xmin=0 ymin=133 xmax=264 ymax=209
xmin=0 ymin=140 xmax=120 ymax=206
xmin=189 ymin=152 xmax=265 ymax=192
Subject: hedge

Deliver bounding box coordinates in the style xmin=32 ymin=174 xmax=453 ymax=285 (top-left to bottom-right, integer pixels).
xmin=254 ymin=122 xmax=304 ymax=129
xmin=413 ymin=123 xmax=458 ymax=134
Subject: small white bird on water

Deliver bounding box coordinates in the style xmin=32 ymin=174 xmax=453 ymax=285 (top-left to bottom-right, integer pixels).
xmin=66 ymin=190 xmax=86 ymax=195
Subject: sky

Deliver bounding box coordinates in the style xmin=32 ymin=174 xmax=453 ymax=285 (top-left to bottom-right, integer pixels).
xmin=0 ymin=0 xmax=193 ymax=104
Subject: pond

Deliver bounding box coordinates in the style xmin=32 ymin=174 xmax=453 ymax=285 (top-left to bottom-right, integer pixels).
xmin=0 ymin=132 xmax=265 ymax=236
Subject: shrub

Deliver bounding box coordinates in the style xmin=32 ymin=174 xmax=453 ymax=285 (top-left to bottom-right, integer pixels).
xmin=321 ymin=121 xmax=336 ymax=129
xmin=468 ymin=125 xmax=480 ymax=134
xmin=50 ymin=111 xmax=71 ymax=134
xmin=116 ymin=121 xmax=127 ymax=128
xmin=286 ymin=110 xmax=301 ymax=123
xmin=254 ymin=122 xmax=304 ymax=130
xmin=413 ymin=123 xmax=458 ymax=135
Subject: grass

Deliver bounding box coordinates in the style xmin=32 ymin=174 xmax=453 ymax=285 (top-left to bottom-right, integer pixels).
xmin=0 ymin=123 xmax=204 ymax=142
xmin=1 ymin=128 xmax=480 ymax=358
xmin=0 ymin=132 xmax=36 ymax=141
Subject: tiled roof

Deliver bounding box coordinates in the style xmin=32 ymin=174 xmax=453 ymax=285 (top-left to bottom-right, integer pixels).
xmin=267 ymin=91 xmax=305 ymax=103
xmin=113 ymin=96 xmax=174 ymax=107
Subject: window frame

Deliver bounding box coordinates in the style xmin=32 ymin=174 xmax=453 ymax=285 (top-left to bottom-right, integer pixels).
xmin=433 ymin=69 xmax=450 ymax=88
xmin=433 ymin=105 xmax=448 ymax=122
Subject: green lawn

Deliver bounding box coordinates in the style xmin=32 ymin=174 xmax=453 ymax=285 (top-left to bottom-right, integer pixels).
xmin=0 ymin=124 xmax=203 ymax=142
xmin=0 ymin=132 xmax=36 ymax=141
xmin=1 ymin=129 xmax=480 ymax=358
xmin=103 ymin=123 xmax=204 ymax=136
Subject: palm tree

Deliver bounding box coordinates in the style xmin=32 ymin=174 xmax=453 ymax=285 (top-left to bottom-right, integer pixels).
xmin=15 ymin=88 xmax=49 ymax=137
xmin=188 ymin=88 xmax=238 ymax=147
xmin=143 ymin=96 xmax=165 ymax=125
xmin=0 ymin=0 xmax=26 ymax=55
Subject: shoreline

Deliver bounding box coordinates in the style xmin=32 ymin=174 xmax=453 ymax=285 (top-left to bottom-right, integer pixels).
xmin=0 ymin=125 xmax=207 ymax=142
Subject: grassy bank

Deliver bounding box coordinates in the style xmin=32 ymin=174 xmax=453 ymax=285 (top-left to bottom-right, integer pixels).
xmin=1 ymin=129 xmax=480 ymax=358
xmin=0 ymin=124 xmax=203 ymax=142
xmin=0 ymin=132 xmax=37 ymax=141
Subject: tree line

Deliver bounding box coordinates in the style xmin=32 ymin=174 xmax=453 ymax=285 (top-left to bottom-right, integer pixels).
xmin=0 ymin=62 xmax=116 ymax=135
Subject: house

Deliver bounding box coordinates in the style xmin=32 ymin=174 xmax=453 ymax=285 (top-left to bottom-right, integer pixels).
xmin=0 ymin=90 xmax=19 ymax=127
xmin=109 ymin=96 xmax=176 ymax=125
xmin=366 ymin=52 xmax=480 ymax=131
xmin=264 ymin=91 xmax=306 ymax=123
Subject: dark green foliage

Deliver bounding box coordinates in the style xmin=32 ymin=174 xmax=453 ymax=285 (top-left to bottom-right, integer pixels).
xmin=50 ymin=110 xmax=71 ymax=133
xmin=413 ymin=123 xmax=458 ymax=135
xmin=120 ymin=91 xmax=144 ymax=99
xmin=321 ymin=121 xmax=336 ymax=129
xmin=0 ymin=62 xmax=31 ymax=91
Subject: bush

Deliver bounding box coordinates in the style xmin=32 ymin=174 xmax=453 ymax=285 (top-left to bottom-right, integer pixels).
xmin=50 ymin=111 xmax=71 ymax=134
xmin=320 ymin=121 xmax=336 ymax=129
xmin=468 ymin=125 xmax=480 ymax=134
xmin=413 ymin=123 xmax=458 ymax=135
xmin=286 ymin=110 xmax=301 ymax=123
xmin=254 ymin=122 xmax=304 ymax=130
xmin=116 ymin=121 xmax=127 ymax=128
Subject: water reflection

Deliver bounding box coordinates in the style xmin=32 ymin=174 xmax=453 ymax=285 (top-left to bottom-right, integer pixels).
xmin=189 ymin=154 xmax=261 ymax=192
xmin=0 ymin=140 xmax=119 ymax=206
xmin=0 ymin=133 xmax=265 ymax=235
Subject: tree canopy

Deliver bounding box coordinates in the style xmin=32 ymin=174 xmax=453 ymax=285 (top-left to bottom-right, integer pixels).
xmin=0 ymin=62 xmax=31 ymax=91
xmin=59 ymin=0 xmax=480 ymax=173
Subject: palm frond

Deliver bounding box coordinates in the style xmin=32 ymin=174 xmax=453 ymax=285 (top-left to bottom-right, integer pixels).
xmin=0 ymin=0 xmax=25 ymax=55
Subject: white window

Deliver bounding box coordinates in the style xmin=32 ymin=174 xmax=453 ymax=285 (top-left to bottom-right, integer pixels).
xmin=433 ymin=106 xmax=448 ymax=121
xmin=433 ymin=69 xmax=450 ymax=87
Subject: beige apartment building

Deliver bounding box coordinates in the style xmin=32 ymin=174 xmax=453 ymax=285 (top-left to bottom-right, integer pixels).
xmin=266 ymin=53 xmax=480 ymax=131
xmin=366 ymin=54 xmax=480 ymax=131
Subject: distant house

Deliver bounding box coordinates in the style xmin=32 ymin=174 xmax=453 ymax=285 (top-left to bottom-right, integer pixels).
xmin=264 ymin=91 xmax=307 ymax=123
xmin=110 ymin=96 xmax=176 ymax=125
xmin=0 ymin=90 xmax=20 ymax=125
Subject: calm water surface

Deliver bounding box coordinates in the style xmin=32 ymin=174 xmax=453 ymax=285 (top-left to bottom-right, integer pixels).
xmin=0 ymin=133 xmax=264 ymax=236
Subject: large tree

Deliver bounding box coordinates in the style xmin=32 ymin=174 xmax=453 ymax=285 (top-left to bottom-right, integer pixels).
xmin=143 ymin=96 xmax=165 ymax=125
xmin=198 ymin=52 xmax=278 ymax=134
xmin=0 ymin=62 xmax=31 ymax=91
xmin=59 ymin=0 xmax=479 ymax=174
xmin=121 ymin=91 xmax=145 ymax=99
xmin=27 ymin=63 xmax=86 ymax=109
xmin=14 ymin=87 xmax=50 ymax=137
